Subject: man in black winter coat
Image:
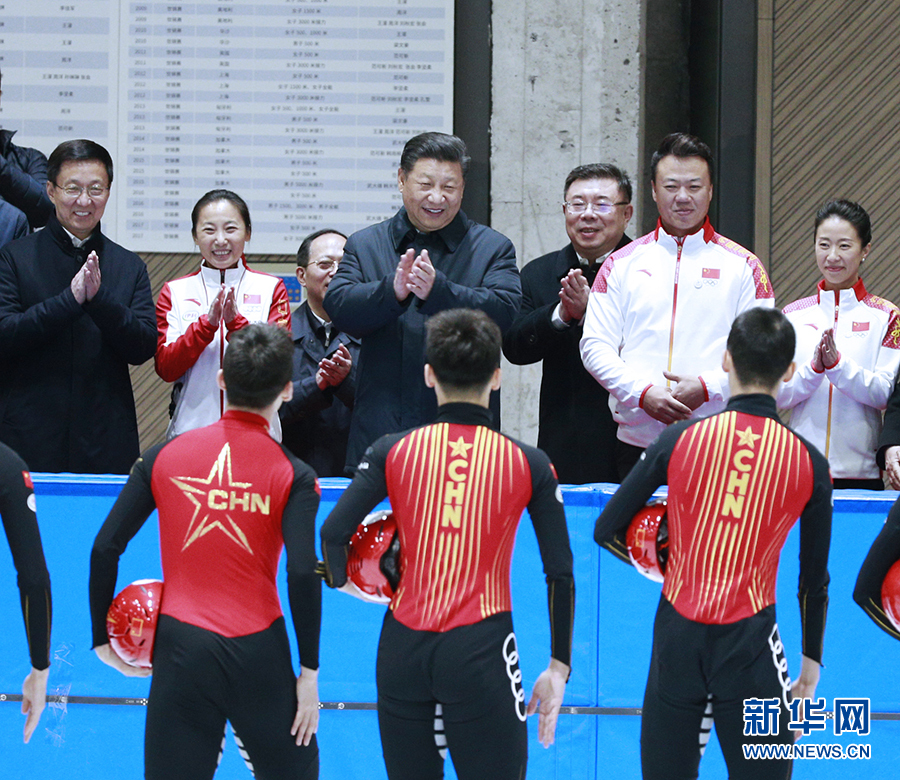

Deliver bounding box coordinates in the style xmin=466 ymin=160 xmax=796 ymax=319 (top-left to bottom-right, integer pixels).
xmin=324 ymin=132 xmax=521 ymax=472
xmin=281 ymin=228 xmax=360 ymax=477
xmin=0 ymin=139 xmax=156 ymax=474
xmin=503 ymin=163 xmax=633 ymax=484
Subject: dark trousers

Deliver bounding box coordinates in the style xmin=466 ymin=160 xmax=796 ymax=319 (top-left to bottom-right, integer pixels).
xmin=833 ymin=478 xmax=884 ymax=490
xmin=146 ymin=615 xmax=318 ymax=780
xmin=376 ymin=611 xmax=528 ymax=780
xmin=616 ymin=439 xmax=645 ymax=482
xmin=641 ymin=599 xmax=794 ymax=780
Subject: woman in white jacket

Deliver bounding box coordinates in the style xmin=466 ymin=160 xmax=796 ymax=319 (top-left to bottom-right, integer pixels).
xmin=780 ymin=199 xmax=900 ymax=488
xmin=155 ymin=190 xmax=291 ymax=438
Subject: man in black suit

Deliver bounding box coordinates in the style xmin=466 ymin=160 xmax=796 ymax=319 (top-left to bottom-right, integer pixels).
xmin=503 ymin=164 xmax=633 ymax=484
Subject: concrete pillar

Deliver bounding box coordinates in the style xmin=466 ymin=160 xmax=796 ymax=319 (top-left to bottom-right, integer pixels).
xmin=491 ymin=0 xmax=643 ymax=443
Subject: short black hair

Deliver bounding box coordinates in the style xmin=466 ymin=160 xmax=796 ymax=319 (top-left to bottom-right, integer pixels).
xmin=399 ymin=132 xmax=470 ymax=178
xmin=650 ymin=133 xmax=714 ymax=183
xmin=222 ymin=324 xmax=294 ymax=409
xmin=726 ymin=308 xmax=796 ymax=389
xmin=191 ymin=189 xmax=251 ymax=238
xmin=425 ymin=309 xmax=501 ymax=392
xmin=564 ymin=163 xmax=633 ymax=203
xmin=47 ymin=140 xmax=114 ymax=186
xmin=297 ymin=228 xmax=348 ymax=268
xmin=814 ymin=199 xmax=872 ymax=246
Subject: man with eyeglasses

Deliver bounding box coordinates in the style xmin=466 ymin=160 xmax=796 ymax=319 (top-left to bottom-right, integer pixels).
xmin=580 ymin=133 xmax=774 ymax=479
xmin=504 ymin=163 xmax=633 ymax=484
xmin=280 ymin=228 xmax=360 ymax=476
xmin=0 ymin=139 xmax=156 ymax=473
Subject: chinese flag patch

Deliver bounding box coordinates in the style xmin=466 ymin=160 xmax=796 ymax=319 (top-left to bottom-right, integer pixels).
xmin=243 ymin=293 xmax=261 ymax=304
xmin=22 ymin=471 xmax=33 ymax=489
xmin=702 ymin=267 xmax=720 ymax=279
xmin=852 ymin=321 xmax=870 ymax=332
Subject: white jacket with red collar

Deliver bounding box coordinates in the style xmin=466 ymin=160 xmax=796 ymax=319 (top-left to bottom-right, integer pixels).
xmin=779 ymin=278 xmax=900 ymax=480
xmin=155 ymin=257 xmax=291 ymax=438
xmin=580 ymin=218 xmax=775 ymax=448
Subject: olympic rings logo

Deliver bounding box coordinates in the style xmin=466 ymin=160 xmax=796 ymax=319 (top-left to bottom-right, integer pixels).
xmin=503 ymin=632 xmax=527 ymax=722
xmin=768 ymin=624 xmax=792 ymax=709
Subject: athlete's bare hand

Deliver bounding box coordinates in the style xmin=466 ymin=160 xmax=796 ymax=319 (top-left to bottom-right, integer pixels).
xmin=208 ymin=285 xmax=226 ymax=329
xmin=526 ymin=658 xmax=569 ymax=747
xmin=809 ymin=338 xmax=825 ymax=373
xmin=292 ymin=667 xmax=319 ymax=746
xmin=642 ymin=386 xmax=692 ymax=425
xmin=819 ymin=328 xmax=840 ymax=369
xmin=338 ymin=579 xmax=390 ymax=604
xmin=222 ymin=286 xmax=239 ymax=324
xmin=790 ymin=655 xmax=821 ymax=742
xmin=93 ymin=643 xmax=152 ymax=677
xmin=22 ymin=666 xmax=48 ymax=743
xmin=884 ymin=446 xmax=900 ymax=489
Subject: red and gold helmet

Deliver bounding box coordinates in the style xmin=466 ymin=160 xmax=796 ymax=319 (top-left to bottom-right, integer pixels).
xmin=347 ymin=509 xmax=400 ymax=601
xmin=626 ymin=501 xmax=669 ymax=583
xmin=882 ymin=559 xmax=900 ymax=632
xmin=106 ymin=579 xmax=164 ymax=669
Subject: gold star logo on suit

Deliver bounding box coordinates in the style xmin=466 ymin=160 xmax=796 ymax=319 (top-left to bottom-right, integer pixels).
xmin=449 ymin=436 xmax=473 ymax=458
xmin=170 ymin=443 xmax=255 ymax=554
xmin=736 ymin=426 xmax=761 ymax=449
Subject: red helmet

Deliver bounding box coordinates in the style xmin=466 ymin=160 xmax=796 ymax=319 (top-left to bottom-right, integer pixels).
xmin=106 ymin=579 xmax=164 ymax=668
xmin=882 ymin=559 xmax=900 ymax=632
xmin=347 ymin=509 xmax=400 ymax=601
xmin=626 ymin=501 xmax=669 ymax=583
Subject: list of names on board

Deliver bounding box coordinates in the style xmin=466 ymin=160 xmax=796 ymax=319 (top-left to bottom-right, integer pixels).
xmin=0 ymin=0 xmax=453 ymax=252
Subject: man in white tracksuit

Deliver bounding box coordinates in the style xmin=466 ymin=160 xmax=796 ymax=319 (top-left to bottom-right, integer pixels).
xmin=580 ymin=133 xmax=775 ymax=479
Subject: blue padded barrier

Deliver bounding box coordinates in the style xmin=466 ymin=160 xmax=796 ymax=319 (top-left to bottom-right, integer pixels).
xmin=0 ymin=477 xmax=897 ymax=778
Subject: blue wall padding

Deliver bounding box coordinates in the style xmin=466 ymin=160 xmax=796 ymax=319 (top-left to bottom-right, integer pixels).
xmin=0 ymin=477 xmax=897 ymax=778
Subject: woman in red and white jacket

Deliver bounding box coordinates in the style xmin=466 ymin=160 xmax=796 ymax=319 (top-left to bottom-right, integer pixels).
xmin=780 ymin=200 xmax=900 ymax=488
xmin=155 ymin=190 xmax=291 ymax=438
